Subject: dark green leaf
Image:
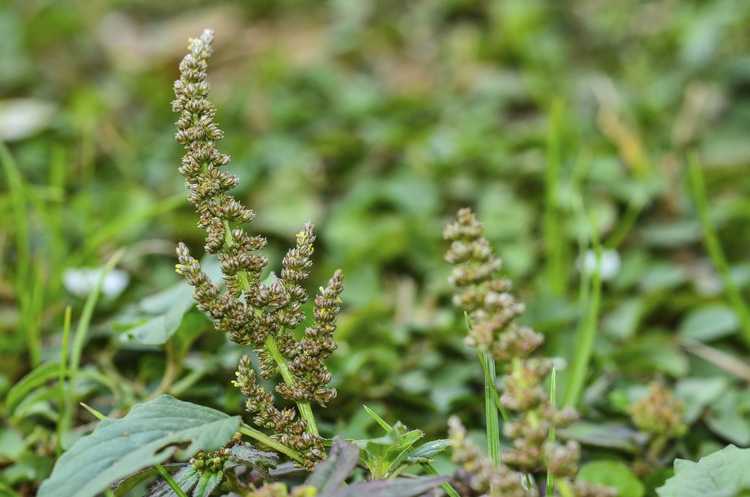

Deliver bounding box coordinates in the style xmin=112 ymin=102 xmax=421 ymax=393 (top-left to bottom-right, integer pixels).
xmin=37 ymin=395 xmax=240 ymax=497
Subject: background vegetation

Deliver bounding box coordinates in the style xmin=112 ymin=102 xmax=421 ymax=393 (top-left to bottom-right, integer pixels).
xmin=2 ymin=0 xmax=750 ymax=495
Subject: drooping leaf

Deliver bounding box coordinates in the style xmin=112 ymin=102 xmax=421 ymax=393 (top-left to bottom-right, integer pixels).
xmin=37 ymin=395 xmax=240 ymax=497
xmin=657 ymin=445 xmax=750 ymax=497
xmin=331 ymin=475 xmax=448 ymax=497
xmin=305 ymin=439 xmax=360 ymax=495
xmin=578 ymin=460 xmax=644 ymax=497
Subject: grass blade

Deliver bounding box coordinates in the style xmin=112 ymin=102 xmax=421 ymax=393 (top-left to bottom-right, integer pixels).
xmin=688 ymin=155 xmax=750 ymax=347
xmin=478 ymin=350 xmax=501 ymax=467
xmin=63 ymin=249 xmax=124 ymax=434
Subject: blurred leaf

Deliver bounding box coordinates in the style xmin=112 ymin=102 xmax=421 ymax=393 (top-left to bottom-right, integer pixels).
xmin=4 ymin=362 xmax=60 ymax=414
xmin=115 ymin=283 xmax=195 ymax=345
xmin=559 ymin=422 xmax=643 ymax=453
xmin=705 ymin=388 xmax=750 ymax=446
xmin=680 ymin=305 xmax=739 ymax=342
xmin=578 ymin=460 xmax=644 ymax=497
xmin=676 ymin=377 xmax=729 ymax=424
xmin=612 ymin=334 xmax=688 ymax=377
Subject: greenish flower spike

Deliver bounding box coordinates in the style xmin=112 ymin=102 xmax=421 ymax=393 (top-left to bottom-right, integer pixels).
xmin=444 ymin=209 xmax=614 ymax=496
xmin=172 ymin=29 xmax=343 ymax=468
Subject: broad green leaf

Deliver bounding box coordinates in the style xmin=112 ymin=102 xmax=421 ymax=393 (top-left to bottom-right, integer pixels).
xmin=680 ymin=305 xmax=739 ymax=342
xmin=657 ymin=445 xmax=750 ymax=497
xmin=4 ymin=362 xmax=61 ymax=414
xmin=578 ymin=460 xmax=644 ymax=497
xmin=37 ymin=395 xmax=240 ymax=497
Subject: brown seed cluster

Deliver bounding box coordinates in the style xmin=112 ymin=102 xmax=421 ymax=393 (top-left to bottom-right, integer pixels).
xmin=444 ymin=208 xmax=614 ymax=496
xmin=448 ymin=416 xmax=533 ymax=497
xmin=173 ymin=30 xmax=343 ymax=466
xmin=630 ymin=382 xmax=686 ymax=439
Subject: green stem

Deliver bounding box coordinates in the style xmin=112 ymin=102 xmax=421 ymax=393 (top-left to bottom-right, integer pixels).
xmin=426 ymin=464 xmax=460 ymax=497
xmin=264 ymin=335 xmax=319 ymax=436
xmin=544 ymin=98 xmax=567 ymax=296
xmin=155 ymin=464 xmax=189 ymax=497
xmin=689 ymin=156 xmax=750 ymax=347
xmin=64 ymin=250 xmax=124 ymax=434
xmin=57 ymin=306 xmax=72 ymax=455
xmin=564 ymin=210 xmax=602 ymax=407
xmin=546 ymin=368 xmax=558 ymax=495
xmin=478 ymin=351 xmax=501 ymax=468
xmin=239 ymin=424 xmax=304 ymax=464
xmin=222 ymin=222 xmax=319 ymax=437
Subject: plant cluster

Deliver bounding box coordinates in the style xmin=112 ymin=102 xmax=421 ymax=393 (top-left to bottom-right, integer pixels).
xmin=172 ymin=29 xmax=343 ymax=467
xmin=444 ymin=208 xmax=613 ymax=496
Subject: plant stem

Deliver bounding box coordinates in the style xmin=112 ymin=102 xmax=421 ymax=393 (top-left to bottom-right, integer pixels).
xmin=546 ymin=368 xmax=557 ymax=495
xmin=564 ymin=210 xmax=602 ymax=407
xmin=544 ymin=98 xmax=567 ymax=296
xmin=57 ymin=306 xmax=72 ymax=455
xmin=155 ymin=464 xmax=189 ymax=497
xmin=426 ymin=464 xmax=461 ymax=497
xmin=223 ymin=222 xmax=319 ymax=437
xmin=151 ymin=340 xmax=180 ymax=398
xmin=64 ymin=250 xmax=124 ymax=434
xmin=264 ymin=334 xmax=319 ymax=436
xmin=239 ymin=424 xmax=304 ymax=464
xmin=689 ymin=156 xmax=750 ymax=347
xmin=478 ymin=351 xmax=501 ymax=468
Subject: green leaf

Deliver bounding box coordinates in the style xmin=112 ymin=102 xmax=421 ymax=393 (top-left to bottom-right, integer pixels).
xmin=657 ymin=445 xmax=750 ymax=497
xmin=37 ymin=395 xmax=240 ymax=497
xmin=558 ymin=422 xmax=643 ymax=453
xmin=4 ymin=362 xmax=61 ymax=414
xmin=405 ymin=439 xmax=450 ymax=464
xmin=680 ymin=305 xmax=739 ymax=342
xmin=676 ymin=377 xmax=728 ymax=424
xmin=578 ymin=460 xmax=644 ymax=497
xmin=115 ymin=283 xmax=195 ymax=345
xmin=705 ymin=388 xmax=750 ymax=446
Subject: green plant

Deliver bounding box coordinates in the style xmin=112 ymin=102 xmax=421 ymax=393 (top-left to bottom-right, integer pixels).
xmin=32 ymin=29 xmax=451 ymax=497
xmin=172 ymin=29 xmax=342 ymax=467
xmin=443 ymin=208 xmax=614 ymax=496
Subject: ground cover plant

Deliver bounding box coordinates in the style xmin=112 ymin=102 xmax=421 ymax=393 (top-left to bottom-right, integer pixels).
xmin=2 ymin=1 xmax=750 ymax=496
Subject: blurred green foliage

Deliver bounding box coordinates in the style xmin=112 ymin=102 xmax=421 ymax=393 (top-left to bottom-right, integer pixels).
xmin=2 ymin=0 xmax=750 ymax=494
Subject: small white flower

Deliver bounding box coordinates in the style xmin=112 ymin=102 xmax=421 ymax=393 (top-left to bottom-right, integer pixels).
xmin=579 ymin=249 xmax=621 ymax=281
xmin=63 ymin=268 xmax=129 ymax=299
